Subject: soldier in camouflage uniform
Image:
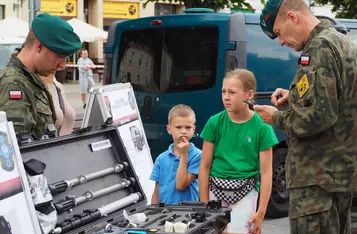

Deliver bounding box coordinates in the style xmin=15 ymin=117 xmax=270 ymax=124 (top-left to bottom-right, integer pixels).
xmin=0 ymin=13 xmax=81 ymax=140
xmin=253 ymin=0 xmax=357 ymax=233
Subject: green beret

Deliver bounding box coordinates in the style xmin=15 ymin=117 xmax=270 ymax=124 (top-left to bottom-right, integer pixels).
xmin=260 ymin=0 xmax=284 ymax=39
xmin=32 ymin=13 xmax=82 ymax=56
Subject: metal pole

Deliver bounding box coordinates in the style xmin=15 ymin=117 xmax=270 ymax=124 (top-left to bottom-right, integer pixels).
xmin=34 ymin=0 xmax=41 ymax=17
xmin=73 ymin=53 xmax=76 ymax=81
xmin=28 ymin=0 xmax=34 ymax=27
xmin=18 ymin=0 xmax=22 ymax=19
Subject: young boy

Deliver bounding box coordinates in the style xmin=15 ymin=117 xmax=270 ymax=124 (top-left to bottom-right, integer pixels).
xmin=150 ymin=104 xmax=202 ymax=205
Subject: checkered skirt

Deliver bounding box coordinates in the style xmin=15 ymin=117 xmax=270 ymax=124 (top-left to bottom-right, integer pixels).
xmin=209 ymin=177 xmax=256 ymax=204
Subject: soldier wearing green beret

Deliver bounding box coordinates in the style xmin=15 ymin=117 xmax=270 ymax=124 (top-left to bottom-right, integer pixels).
xmin=0 ymin=13 xmax=82 ymax=141
xmin=253 ymin=0 xmax=357 ymax=233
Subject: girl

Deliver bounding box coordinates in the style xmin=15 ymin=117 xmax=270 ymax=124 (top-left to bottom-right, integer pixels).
xmin=199 ymin=68 xmax=278 ymax=234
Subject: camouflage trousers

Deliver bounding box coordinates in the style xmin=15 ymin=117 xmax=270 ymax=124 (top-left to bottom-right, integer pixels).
xmin=289 ymin=185 xmax=353 ymax=234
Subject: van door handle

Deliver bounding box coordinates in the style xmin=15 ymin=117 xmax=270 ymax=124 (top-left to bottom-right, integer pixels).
xmin=144 ymin=96 xmax=153 ymax=120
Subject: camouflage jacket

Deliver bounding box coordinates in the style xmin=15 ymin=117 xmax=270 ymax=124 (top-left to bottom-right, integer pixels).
xmin=273 ymin=21 xmax=357 ymax=192
xmin=0 ymin=54 xmax=56 ymax=140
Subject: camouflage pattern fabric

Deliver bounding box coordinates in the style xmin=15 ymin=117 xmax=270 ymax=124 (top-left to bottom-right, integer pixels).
xmin=272 ymin=21 xmax=357 ymax=192
xmin=289 ymin=185 xmax=352 ymax=234
xmin=0 ymin=54 xmax=56 ymax=140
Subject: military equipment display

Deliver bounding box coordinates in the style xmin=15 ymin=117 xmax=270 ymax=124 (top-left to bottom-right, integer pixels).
xmin=0 ymin=215 xmax=11 ymax=234
xmin=51 ymin=192 xmax=143 ymax=234
xmin=49 ymin=162 xmax=129 ymax=195
xmin=94 ymin=200 xmax=230 ymax=234
xmin=18 ymin=125 xmax=231 ymax=234
xmin=54 ymin=177 xmax=136 ymax=214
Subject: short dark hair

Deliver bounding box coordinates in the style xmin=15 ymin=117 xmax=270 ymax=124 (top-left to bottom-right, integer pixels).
xmin=24 ymin=30 xmax=38 ymax=48
xmin=79 ymin=48 xmax=87 ymax=56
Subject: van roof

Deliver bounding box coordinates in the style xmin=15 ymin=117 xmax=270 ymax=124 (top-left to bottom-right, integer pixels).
xmin=336 ymin=18 xmax=357 ymax=29
xmin=116 ymin=11 xmax=262 ymax=26
xmin=0 ymin=37 xmax=25 ymax=44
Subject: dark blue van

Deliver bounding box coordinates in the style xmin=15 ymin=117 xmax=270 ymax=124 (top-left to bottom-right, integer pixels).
xmin=102 ymin=9 xmax=349 ymax=217
xmin=336 ymin=18 xmax=357 ymax=45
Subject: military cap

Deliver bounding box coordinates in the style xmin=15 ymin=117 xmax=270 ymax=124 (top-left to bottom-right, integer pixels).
xmin=32 ymin=13 xmax=82 ymax=56
xmin=260 ymin=0 xmax=284 ymax=40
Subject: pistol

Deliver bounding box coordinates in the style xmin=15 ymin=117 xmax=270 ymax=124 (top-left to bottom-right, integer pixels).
xmin=243 ymin=99 xmax=256 ymax=109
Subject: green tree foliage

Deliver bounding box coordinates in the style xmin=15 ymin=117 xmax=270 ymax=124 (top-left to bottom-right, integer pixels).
xmin=314 ymin=0 xmax=357 ymax=18
xmin=142 ymin=0 xmax=265 ymax=12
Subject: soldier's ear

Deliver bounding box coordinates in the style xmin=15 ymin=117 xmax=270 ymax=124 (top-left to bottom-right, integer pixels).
xmin=287 ymin=11 xmax=298 ymax=24
xmin=35 ymin=41 xmax=43 ymax=53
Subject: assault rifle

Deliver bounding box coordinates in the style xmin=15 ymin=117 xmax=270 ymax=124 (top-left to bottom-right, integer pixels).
xmin=54 ymin=177 xmax=136 ymax=214
xmin=51 ymin=192 xmax=143 ymax=234
xmin=49 ymin=162 xmax=129 ymax=195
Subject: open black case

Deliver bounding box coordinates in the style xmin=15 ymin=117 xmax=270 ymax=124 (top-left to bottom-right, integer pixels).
xmin=19 ymin=126 xmax=231 ymax=234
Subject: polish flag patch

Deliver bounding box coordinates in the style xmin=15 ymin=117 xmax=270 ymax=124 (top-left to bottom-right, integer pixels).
xmin=9 ymin=90 xmax=22 ymax=100
xmin=300 ymin=55 xmax=310 ymax=65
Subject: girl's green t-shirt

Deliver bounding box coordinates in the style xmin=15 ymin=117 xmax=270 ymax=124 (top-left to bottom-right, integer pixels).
xmin=201 ymin=110 xmax=278 ymax=185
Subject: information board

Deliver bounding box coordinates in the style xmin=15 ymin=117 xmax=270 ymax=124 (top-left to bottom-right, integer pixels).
xmin=81 ymin=83 xmax=154 ymax=204
xmin=0 ymin=112 xmax=42 ymax=234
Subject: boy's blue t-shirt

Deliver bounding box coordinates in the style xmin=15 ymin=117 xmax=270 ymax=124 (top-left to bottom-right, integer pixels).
xmin=149 ymin=143 xmax=202 ymax=205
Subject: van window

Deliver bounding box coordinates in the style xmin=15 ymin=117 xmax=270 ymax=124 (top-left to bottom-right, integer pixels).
xmin=116 ymin=26 xmax=219 ymax=93
xmin=347 ymin=29 xmax=357 ymax=45
xmin=245 ymin=24 xmax=299 ymax=92
xmin=0 ymin=44 xmax=22 ymax=70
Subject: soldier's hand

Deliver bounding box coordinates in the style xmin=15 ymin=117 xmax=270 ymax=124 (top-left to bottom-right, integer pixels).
xmin=253 ymin=105 xmax=278 ymax=125
xmin=271 ymin=88 xmax=289 ymax=108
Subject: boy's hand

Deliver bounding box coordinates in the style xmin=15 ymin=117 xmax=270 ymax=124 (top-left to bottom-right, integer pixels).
xmin=177 ymin=137 xmax=190 ymax=156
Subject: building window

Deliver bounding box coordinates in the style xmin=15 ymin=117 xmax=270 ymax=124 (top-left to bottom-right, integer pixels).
xmin=0 ymin=5 xmax=4 ymax=19
xmin=129 ymin=51 xmax=134 ymax=64
xmin=155 ymin=3 xmax=176 ymax=16
xmin=145 ymin=57 xmax=149 ymax=70
xmin=117 ymin=26 xmax=219 ymax=93
xmin=138 ymin=53 xmax=143 ymax=67
xmin=127 ymin=72 xmax=131 ymax=82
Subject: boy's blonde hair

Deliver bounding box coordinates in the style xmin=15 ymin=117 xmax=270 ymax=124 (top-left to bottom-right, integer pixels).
xmin=168 ymin=104 xmax=196 ymax=124
xmin=224 ymin=69 xmax=256 ymax=94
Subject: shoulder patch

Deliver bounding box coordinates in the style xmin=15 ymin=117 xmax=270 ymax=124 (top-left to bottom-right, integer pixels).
xmin=9 ymin=90 xmax=22 ymax=100
xmin=296 ymin=74 xmax=309 ymax=98
xmin=300 ymin=55 xmax=310 ymax=65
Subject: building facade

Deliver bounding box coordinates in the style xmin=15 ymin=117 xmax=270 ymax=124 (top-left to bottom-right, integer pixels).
xmin=0 ymin=0 xmax=184 ymax=62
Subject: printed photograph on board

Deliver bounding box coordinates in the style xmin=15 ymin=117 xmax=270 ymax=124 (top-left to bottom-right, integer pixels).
xmin=129 ymin=125 xmax=145 ymax=152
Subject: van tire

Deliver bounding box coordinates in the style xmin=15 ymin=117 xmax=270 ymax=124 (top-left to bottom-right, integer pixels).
xmin=265 ymin=148 xmax=289 ymax=218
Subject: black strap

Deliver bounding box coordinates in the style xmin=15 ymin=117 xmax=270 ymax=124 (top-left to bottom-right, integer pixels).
xmin=53 ymin=82 xmax=65 ymax=116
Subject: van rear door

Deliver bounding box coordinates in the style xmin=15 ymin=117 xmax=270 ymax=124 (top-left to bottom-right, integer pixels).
xmin=153 ymin=14 xmax=229 ymax=154
xmin=106 ymin=13 xmax=229 ymax=159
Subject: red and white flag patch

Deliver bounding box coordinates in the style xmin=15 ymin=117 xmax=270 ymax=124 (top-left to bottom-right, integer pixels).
xmin=300 ymin=55 xmax=310 ymax=65
xmin=9 ymin=90 xmax=22 ymax=100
